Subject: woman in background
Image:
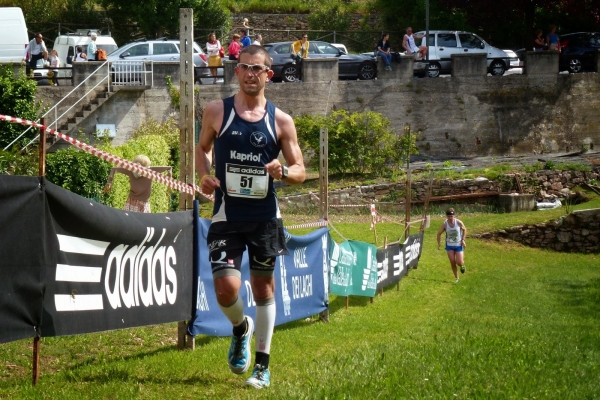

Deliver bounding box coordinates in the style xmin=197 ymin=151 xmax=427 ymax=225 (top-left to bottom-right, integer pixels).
xmin=206 ymin=32 xmax=223 ymax=84
xmin=104 ymin=155 xmax=172 ymax=213
xmin=228 ymin=34 xmax=241 ymax=61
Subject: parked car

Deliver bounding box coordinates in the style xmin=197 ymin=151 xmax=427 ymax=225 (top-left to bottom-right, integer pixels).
xmin=107 ymin=38 xmax=212 ymax=83
xmin=411 ymin=30 xmax=511 ymax=77
xmin=559 ymin=32 xmax=600 ymax=73
xmin=262 ymin=41 xmax=377 ymax=82
xmin=330 ymin=43 xmax=348 ymax=54
xmin=503 ymin=49 xmax=522 ymax=68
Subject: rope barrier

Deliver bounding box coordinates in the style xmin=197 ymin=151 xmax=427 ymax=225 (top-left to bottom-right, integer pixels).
xmin=0 ymin=115 xmax=214 ymax=202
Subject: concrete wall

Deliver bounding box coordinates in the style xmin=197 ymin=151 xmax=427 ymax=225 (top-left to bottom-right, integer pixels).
xmin=524 ymin=51 xmax=559 ymax=76
xmin=475 ymin=208 xmax=600 ymax=253
xmin=32 ymin=59 xmax=600 ymax=157
xmin=452 ymin=53 xmax=487 ymax=77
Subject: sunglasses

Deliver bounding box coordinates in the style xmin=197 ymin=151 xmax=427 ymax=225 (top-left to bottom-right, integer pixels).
xmin=302 ymin=36 xmax=308 ymax=39
xmin=237 ymin=63 xmax=270 ymax=74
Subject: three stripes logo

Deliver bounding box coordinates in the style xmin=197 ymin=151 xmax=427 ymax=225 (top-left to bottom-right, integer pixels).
xmin=54 ymin=228 xmax=179 ymax=312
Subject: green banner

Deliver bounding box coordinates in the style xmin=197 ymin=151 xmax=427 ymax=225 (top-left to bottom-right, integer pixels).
xmin=329 ymin=240 xmax=378 ymax=297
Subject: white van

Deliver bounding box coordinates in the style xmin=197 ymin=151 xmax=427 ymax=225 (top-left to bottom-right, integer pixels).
xmin=0 ymin=7 xmax=29 ymax=63
xmin=52 ymin=29 xmax=118 ymax=67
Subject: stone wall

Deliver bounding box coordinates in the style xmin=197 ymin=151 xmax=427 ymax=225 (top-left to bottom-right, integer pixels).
xmin=474 ymin=208 xmax=600 ymax=253
xmin=277 ymin=169 xmax=600 ymax=211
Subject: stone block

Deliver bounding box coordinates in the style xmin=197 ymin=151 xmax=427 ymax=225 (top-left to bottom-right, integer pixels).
xmin=497 ymin=193 xmax=536 ymax=213
xmin=595 ymin=49 xmax=600 ymax=73
xmin=377 ymin=54 xmax=413 ymax=80
xmin=223 ymin=60 xmax=237 ymax=84
xmin=524 ymin=51 xmax=559 ymax=76
xmin=451 ymin=53 xmax=487 ymax=77
xmin=302 ymin=58 xmax=338 ymax=83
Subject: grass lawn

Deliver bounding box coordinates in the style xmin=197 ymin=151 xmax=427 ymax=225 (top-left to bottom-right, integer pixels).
xmin=1 ymin=199 xmax=599 ymax=399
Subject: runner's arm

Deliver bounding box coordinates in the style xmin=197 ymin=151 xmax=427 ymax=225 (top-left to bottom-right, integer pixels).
xmin=267 ymin=109 xmax=305 ymax=185
xmin=195 ymin=100 xmax=222 ymax=194
xmin=436 ymin=223 xmax=445 ymax=249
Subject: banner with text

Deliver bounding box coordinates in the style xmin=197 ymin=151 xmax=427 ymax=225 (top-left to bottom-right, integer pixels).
xmin=376 ymin=233 xmax=424 ymax=290
xmin=0 ymin=175 xmax=194 ymax=343
xmin=188 ymin=219 xmax=329 ymax=337
xmin=329 ymin=240 xmax=378 ymax=297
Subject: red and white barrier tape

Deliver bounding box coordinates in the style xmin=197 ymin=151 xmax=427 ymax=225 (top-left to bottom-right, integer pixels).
xmin=285 ymin=220 xmax=329 ymax=230
xmin=0 ymin=115 xmax=214 ymax=202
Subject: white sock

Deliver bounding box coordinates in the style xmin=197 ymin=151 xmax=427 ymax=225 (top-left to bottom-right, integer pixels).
xmin=254 ymin=298 xmax=276 ymax=354
xmin=218 ymin=295 xmax=245 ymax=327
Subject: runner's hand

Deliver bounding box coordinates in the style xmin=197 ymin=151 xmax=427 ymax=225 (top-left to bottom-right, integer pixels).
xmin=265 ymin=159 xmax=283 ymax=179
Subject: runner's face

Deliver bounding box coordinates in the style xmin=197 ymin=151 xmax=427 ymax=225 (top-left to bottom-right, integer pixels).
xmin=236 ymin=53 xmax=273 ymax=95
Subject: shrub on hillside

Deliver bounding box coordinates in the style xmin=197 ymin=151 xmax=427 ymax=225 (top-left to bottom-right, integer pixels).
xmin=295 ymin=110 xmax=414 ymax=175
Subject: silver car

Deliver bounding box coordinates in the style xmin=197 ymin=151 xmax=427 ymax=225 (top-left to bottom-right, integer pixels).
xmin=414 ymin=30 xmax=512 ymax=78
xmin=107 ymin=38 xmax=212 ymax=83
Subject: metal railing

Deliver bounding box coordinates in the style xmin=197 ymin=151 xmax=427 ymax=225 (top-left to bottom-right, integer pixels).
xmin=110 ymin=61 xmax=153 ymax=87
xmin=7 ymin=60 xmax=154 ymax=151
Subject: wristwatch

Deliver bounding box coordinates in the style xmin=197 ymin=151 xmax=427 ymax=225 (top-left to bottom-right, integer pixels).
xmin=281 ymin=165 xmax=289 ymax=180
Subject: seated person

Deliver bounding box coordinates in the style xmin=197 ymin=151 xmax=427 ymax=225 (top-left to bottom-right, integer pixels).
xmin=403 ymin=27 xmax=428 ymax=60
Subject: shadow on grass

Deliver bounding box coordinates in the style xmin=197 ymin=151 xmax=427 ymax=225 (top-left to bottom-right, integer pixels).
xmin=548 ymin=277 xmax=600 ymax=319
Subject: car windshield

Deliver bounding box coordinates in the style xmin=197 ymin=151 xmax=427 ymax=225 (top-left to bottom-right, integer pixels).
xmin=98 ymin=44 xmax=118 ymax=54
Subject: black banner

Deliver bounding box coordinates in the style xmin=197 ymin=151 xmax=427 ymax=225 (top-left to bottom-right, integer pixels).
xmin=0 ymin=176 xmax=48 ymax=344
xmin=376 ymin=233 xmax=423 ymax=290
xmin=0 ymin=176 xmax=194 ymax=343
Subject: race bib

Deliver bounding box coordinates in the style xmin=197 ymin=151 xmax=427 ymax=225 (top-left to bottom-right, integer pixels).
xmin=225 ymin=163 xmax=269 ymax=198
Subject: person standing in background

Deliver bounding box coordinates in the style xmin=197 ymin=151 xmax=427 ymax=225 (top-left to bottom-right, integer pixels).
xmin=206 ymin=32 xmax=223 ymax=84
xmin=104 ymin=155 xmax=172 ymax=213
xmin=87 ymin=32 xmax=98 ymax=60
xmin=50 ymin=50 xmax=60 ymax=85
xmin=228 ymin=34 xmax=242 ymax=60
xmin=253 ymin=33 xmax=263 ymax=46
xmin=437 ymin=208 xmax=467 ymax=284
xmin=22 ymin=33 xmax=47 ymax=74
xmin=546 ymin=25 xmax=560 ymax=50
xmin=240 ymin=29 xmax=252 ymax=48
xmin=533 ymin=29 xmax=545 ymax=51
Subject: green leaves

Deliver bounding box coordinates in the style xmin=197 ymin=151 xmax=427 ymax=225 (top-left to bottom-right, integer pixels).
xmin=0 ymin=66 xmax=40 ymax=150
xmin=295 ymin=110 xmax=418 ymax=175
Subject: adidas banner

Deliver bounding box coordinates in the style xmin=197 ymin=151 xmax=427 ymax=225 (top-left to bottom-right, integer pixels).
xmin=188 ymin=218 xmax=329 ymax=337
xmin=329 ymin=240 xmax=379 ymax=297
xmin=0 ymin=175 xmax=194 ymax=343
xmin=376 ymin=233 xmax=424 ymax=290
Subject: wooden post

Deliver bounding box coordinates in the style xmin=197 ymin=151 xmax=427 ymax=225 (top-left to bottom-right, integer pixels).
xmin=32 ymin=336 xmax=40 ymax=385
xmin=345 ymin=296 xmax=349 ymax=309
xmin=319 ymin=128 xmax=328 ymax=220
xmin=319 ymin=127 xmax=329 ymax=323
xmin=39 ymin=118 xmax=46 ymax=176
xmin=178 ymin=8 xmax=195 ymax=351
xmin=380 ymin=237 xmax=387 ymax=297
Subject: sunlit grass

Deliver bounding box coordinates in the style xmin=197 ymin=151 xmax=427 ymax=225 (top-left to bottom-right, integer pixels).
xmin=1 ymin=204 xmax=599 ymax=399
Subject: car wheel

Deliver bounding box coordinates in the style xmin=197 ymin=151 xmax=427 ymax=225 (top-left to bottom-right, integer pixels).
xmin=358 ymin=62 xmax=376 ymax=80
xmin=568 ymin=58 xmax=582 ymax=73
xmin=282 ymin=64 xmax=299 ymax=82
xmin=490 ymin=60 xmax=506 ymax=76
xmin=427 ymin=62 xmax=440 ymax=78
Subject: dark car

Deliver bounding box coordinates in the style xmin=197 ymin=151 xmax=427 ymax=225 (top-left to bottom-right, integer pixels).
xmin=559 ymin=32 xmax=600 ymax=73
xmin=263 ymin=41 xmax=377 ymax=82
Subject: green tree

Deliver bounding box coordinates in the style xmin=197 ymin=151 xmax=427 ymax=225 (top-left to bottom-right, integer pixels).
xmin=295 ymin=110 xmax=408 ymax=175
xmin=101 ymin=0 xmax=231 ymax=42
xmin=0 ymin=66 xmax=41 ymax=150
xmin=307 ymin=4 xmax=352 ymax=34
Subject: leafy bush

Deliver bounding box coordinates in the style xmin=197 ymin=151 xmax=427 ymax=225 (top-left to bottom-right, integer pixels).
xmin=295 ymin=110 xmax=413 ymax=175
xmin=46 ymin=119 xmax=181 ymax=213
xmin=46 ymin=147 xmax=113 ymax=200
xmin=308 ymin=4 xmax=352 ymax=32
xmin=0 ymin=148 xmax=38 ymax=176
xmin=0 ymin=65 xmax=41 ymax=149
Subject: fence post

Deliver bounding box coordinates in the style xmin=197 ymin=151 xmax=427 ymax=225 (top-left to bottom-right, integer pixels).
xmin=32 ymin=336 xmax=40 ymax=385
xmin=39 ymin=118 xmax=46 ymax=176
xmin=333 ymin=31 xmax=336 ymax=43
xmin=178 ymin=7 xmax=196 ymax=351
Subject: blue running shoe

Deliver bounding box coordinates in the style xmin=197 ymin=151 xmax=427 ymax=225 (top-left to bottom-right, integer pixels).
xmin=228 ymin=316 xmax=254 ymax=374
xmin=245 ymin=364 xmax=271 ymax=389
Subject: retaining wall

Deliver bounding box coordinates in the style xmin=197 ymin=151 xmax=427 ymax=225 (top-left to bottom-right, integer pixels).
xmin=474 ymin=208 xmax=600 ymax=253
